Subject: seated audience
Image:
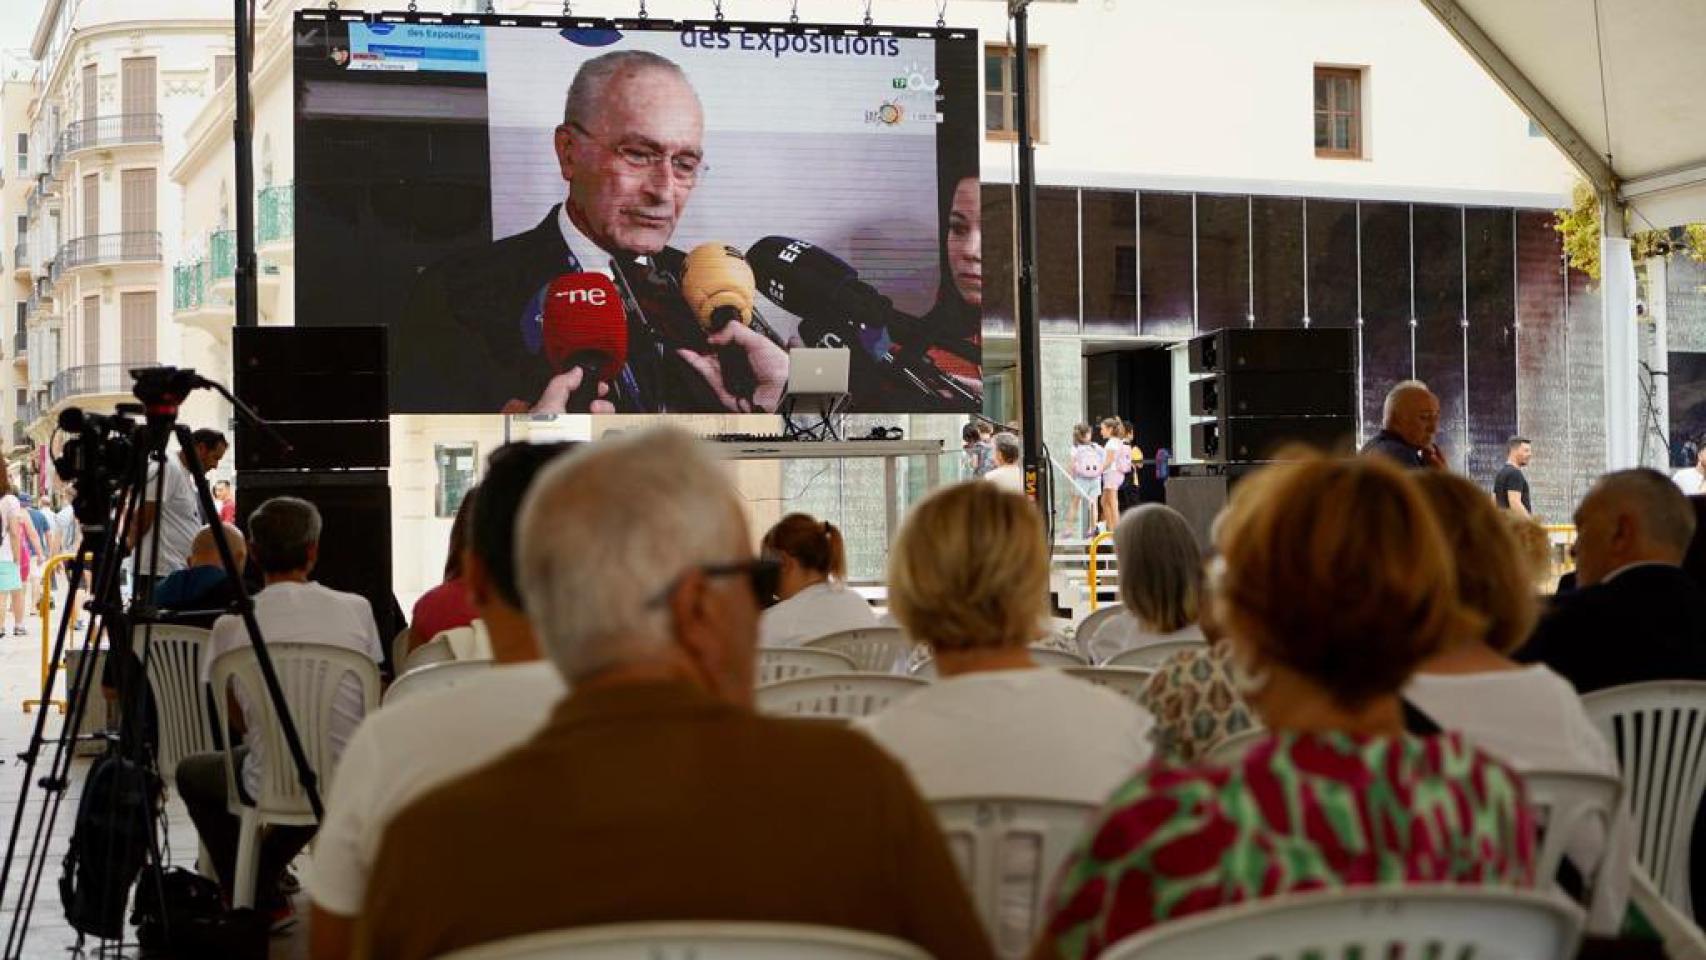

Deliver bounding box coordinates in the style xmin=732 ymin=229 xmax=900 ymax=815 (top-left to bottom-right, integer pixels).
xmin=1520 ymin=468 xmax=1706 ymax=693
xmin=758 ymin=513 xmax=877 ymax=647
xmin=858 ymin=482 xmax=1152 ymax=805
xmin=1682 ymin=494 xmax=1706 ymax=594
xmin=1035 ymin=454 xmax=1534 ymax=959
xmin=1136 ymin=561 xmax=1259 ymax=763
xmin=308 ymin=444 xmax=570 ymax=959
xmin=985 ymin=432 xmax=1024 ymax=494
xmin=1404 ymin=471 xmax=1632 ymax=934
xmin=177 ymin=497 xmax=384 ymax=927
xmin=359 ymin=428 xmax=992 ymax=960
xmin=151 ymin=523 xmax=247 ymax=626
xmin=405 ymin=487 xmax=479 ymax=653
xmin=1084 ymin=504 xmax=1206 ymax=663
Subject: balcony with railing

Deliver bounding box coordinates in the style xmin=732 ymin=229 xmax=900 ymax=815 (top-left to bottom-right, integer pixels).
xmin=59 ymin=114 xmax=163 ymax=156
xmin=258 ymin=183 xmax=294 ymax=255
xmin=10 ymin=242 xmax=26 ymax=279
xmin=13 ymin=330 xmax=26 ymax=358
xmin=50 ymin=362 xmax=159 ymax=408
xmin=57 ymin=232 xmax=162 ymax=272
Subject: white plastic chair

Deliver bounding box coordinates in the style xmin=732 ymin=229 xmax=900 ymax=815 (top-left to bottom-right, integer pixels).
xmin=1582 ymin=680 xmax=1706 ymax=919
xmin=402 ymin=621 xmax=493 ymax=672
xmin=1073 ymin=607 xmax=1131 ymax=662
xmin=1105 ymin=638 xmax=1208 ymax=670
xmin=932 ymin=796 xmax=1098 ymax=959
xmin=1203 ymin=726 xmax=1268 ymax=766
xmin=756 ymin=673 xmax=927 ymax=721
xmin=437 ymin=922 xmax=931 ymax=959
xmin=139 ymin=624 xmax=217 ymax=781
xmin=1028 ymin=646 xmax=1086 ymax=668
xmin=207 ymin=642 xmax=381 ymax=908
xmin=805 ymin=627 xmax=913 ymax=674
xmin=757 ymin=647 xmax=857 ymax=687
xmin=909 ymin=657 xmax=938 ymax=680
xmin=1060 ymin=666 xmax=1155 ymax=706
xmin=389 ymin=627 xmax=412 ymax=675
xmin=383 ymin=659 xmax=496 ymax=707
xmin=1522 ymin=769 xmax=1624 ymax=911
xmin=1632 ymin=864 xmax=1706 ymax=960
xmin=1097 ymin=886 xmax=1584 ymax=959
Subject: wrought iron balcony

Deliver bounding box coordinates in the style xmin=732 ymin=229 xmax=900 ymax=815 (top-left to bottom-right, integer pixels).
xmin=50 ymin=362 xmax=160 ymax=407
xmin=258 ymin=184 xmax=294 ymax=246
xmin=57 ymin=232 xmax=162 ymax=270
xmin=59 ymin=114 xmax=163 ymax=155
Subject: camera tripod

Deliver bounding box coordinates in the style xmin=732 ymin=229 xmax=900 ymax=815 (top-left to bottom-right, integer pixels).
xmin=0 ymin=367 xmax=312 ymax=957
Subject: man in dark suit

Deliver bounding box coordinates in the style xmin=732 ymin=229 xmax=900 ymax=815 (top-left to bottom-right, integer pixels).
xmin=397 ymin=49 xmax=787 ymax=414
xmin=1520 ymin=468 xmax=1706 ymax=693
xmin=1359 ymin=380 xmax=1447 ymax=469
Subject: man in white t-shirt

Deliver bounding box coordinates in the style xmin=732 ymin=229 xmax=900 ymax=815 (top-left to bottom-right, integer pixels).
xmin=984 ymin=432 xmax=1024 ymax=495
xmin=307 ymin=442 xmax=573 ymax=960
xmin=1673 ymin=446 xmax=1706 ymax=496
xmin=132 ymin=428 xmax=227 ymax=591
xmin=175 ymin=496 xmax=382 ymax=926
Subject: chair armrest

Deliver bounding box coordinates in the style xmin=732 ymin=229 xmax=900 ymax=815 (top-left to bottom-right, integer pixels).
xmin=1630 ymin=864 xmax=1706 ymax=960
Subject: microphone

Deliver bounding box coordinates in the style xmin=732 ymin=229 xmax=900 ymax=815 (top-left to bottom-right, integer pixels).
xmin=746 ymin=236 xmax=976 ymax=405
xmin=541 ymin=272 xmax=628 ymax=411
xmin=680 ymin=243 xmax=758 ymax=401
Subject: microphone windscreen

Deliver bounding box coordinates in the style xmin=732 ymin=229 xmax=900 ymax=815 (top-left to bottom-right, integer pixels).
xmin=747 ymin=236 xmax=866 ymax=320
xmin=542 ymin=272 xmax=628 ymax=380
xmin=681 ymin=243 xmax=755 ymax=331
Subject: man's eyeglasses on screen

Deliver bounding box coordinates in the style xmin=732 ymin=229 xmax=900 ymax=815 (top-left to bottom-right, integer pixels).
xmin=648 ymin=559 xmax=780 ymax=608
xmin=568 ymin=122 xmax=706 ymax=185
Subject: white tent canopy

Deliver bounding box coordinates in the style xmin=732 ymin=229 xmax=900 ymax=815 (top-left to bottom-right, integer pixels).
xmin=1421 ymin=0 xmax=1706 ymax=468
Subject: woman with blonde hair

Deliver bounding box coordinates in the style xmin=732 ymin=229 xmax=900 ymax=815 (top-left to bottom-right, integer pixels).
xmin=1405 ymin=471 xmax=1632 ymax=934
xmin=859 ymin=482 xmax=1151 ymax=806
xmin=758 ymin=512 xmax=876 ymax=646
xmin=1083 ymin=504 xmax=1205 ymax=663
xmin=1036 ymin=454 xmax=1534 ymax=958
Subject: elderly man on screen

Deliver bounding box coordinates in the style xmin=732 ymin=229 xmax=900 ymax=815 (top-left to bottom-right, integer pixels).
xmin=400 ymin=50 xmax=786 ymax=416
xmin=1360 ymin=379 xmax=1446 ymax=469
xmin=358 ymin=428 xmax=991 ymax=960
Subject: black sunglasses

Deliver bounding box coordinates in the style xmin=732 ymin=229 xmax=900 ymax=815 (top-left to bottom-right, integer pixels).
xmin=648 ymin=559 xmax=781 ymax=608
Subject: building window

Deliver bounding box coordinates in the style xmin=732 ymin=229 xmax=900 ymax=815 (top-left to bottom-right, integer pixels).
xmin=985 ymin=44 xmax=1042 ymax=141
xmin=14 ymin=133 xmax=25 ymax=174
xmin=1114 ymin=245 xmax=1137 ymax=299
xmin=214 ymin=54 xmax=235 ymax=90
xmin=1313 ymin=66 xmax=1363 ymax=159
xmin=434 ymin=443 xmax=478 ymax=518
xmin=120 ymin=291 xmax=156 ymax=365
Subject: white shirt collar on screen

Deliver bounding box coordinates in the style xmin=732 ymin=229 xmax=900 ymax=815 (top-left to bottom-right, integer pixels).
xmin=556 ymin=201 xmax=617 ymax=279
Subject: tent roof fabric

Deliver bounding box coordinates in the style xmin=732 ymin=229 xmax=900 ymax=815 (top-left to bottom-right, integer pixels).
xmin=1422 ymin=0 xmax=1706 ymax=230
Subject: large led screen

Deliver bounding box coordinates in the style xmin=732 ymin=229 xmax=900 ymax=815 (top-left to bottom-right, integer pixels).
xmin=294 ymin=13 xmax=982 ymax=414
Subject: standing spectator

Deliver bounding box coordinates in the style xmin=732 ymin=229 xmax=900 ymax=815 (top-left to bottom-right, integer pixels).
xmin=758 ymin=513 xmax=876 ymax=647
xmin=1673 ymin=445 xmax=1706 ymax=496
xmin=12 ymin=494 xmax=44 ymax=633
xmin=405 ymin=487 xmax=480 ymax=654
xmin=1119 ymin=421 xmax=1144 ymax=512
xmin=1036 ymin=453 xmax=1534 ymax=958
xmin=1493 ymin=436 xmax=1534 ymax=515
xmin=132 ymin=428 xmax=228 ymax=597
xmin=1067 ymin=424 xmax=1103 ymax=539
xmin=1360 ymin=380 xmax=1446 ymax=469
xmin=0 ymin=475 xmax=24 ymax=634
xmin=1097 ymin=418 xmax=1128 ymax=530
xmin=962 ymin=422 xmax=994 ymax=478
xmin=213 ymin=479 xmax=238 ymax=524
xmin=984 ymin=433 xmax=1024 ymax=495
xmin=358 ymin=428 xmax=992 ymax=960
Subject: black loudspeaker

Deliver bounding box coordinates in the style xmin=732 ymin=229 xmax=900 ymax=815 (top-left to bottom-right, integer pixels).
xmin=232 ymin=326 xmax=388 ymax=471
xmin=1189 ymin=370 xmax=1357 ymax=418
xmin=1188 ymin=328 xmax=1354 ymax=374
xmin=1191 ymin=416 xmax=1356 ymax=461
xmin=233 ymin=421 xmax=388 ymax=471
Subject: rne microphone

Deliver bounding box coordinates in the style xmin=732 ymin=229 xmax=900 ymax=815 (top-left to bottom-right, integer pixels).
xmin=542 ymin=272 xmax=628 ymax=411
xmin=680 ymin=242 xmax=758 ymax=401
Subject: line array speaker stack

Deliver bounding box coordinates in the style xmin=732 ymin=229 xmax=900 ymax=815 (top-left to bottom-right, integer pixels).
xmin=1169 ymin=328 xmax=1356 ymax=547
xmin=232 ymin=327 xmax=398 ymax=650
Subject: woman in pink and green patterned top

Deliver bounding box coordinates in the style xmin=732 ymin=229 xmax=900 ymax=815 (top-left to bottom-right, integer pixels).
xmin=1033 ymin=453 xmax=1537 ymax=960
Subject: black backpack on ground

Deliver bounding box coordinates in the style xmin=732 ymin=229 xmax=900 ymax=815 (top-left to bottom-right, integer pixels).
xmin=131 ymin=865 xmax=267 ymax=959
xmin=58 ymin=744 xmax=162 ymax=940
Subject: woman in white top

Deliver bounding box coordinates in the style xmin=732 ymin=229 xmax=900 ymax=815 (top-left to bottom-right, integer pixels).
xmin=1098 ymin=418 xmax=1130 ymax=530
xmin=1403 ymin=471 xmax=1633 ymax=935
xmin=757 ymin=513 xmax=877 ymax=647
xmin=858 ymin=481 xmax=1153 ymax=806
xmin=1086 ymin=504 xmax=1207 ymax=664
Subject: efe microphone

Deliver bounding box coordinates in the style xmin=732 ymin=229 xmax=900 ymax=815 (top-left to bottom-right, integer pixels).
xmin=680 ymin=242 xmax=759 ymax=402
xmin=542 ymin=272 xmax=628 ymax=411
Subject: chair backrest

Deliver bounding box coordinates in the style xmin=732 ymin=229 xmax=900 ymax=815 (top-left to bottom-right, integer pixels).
xmin=389 ymin=626 xmax=412 ymax=675
xmin=139 ymin=624 xmax=216 ymax=779
xmin=1059 ymin=666 xmax=1155 ymax=706
xmin=1097 ymin=886 xmax=1584 ymax=959
xmin=757 ymin=647 xmax=858 ymax=687
xmin=1202 ymin=726 xmax=1267 ymax=767
xmin=208 ymin=641 xmax=381 ymax=821
xmin=383 ymin=659 xmax=497 ymax=707
xmin=1028 ymin=646 xmax=1086 ymax=668
xmin=402 ymin=633 xmax=456 ymax=672
xmin=909 ymin=657 xmax=938 ymax=680
xmin=1073 ymin=606 xmax=1130 ymax=662
xmin=1581 ymin=680 xmax=1706 ymax=919
xmin=1521 ymin=768 xmax=1624 ymax=910
xmin=932 ymin=796 xmax=1098 ymax=959
xmin=804 ymin=627 xmax=912 ymax=674
xmin=755 ymin=673 xmax=928 ymax=720
xmin=1105 ymin=638 xmax=1208 ymax=670
xmin=438 ymin=922 xmax=931 ymax=959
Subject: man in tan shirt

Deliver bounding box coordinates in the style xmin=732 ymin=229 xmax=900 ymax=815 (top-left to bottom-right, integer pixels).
xmin=359 ymin=427 xmax=992 ymax=960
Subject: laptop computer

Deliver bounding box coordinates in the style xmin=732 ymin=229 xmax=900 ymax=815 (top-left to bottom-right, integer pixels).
xmin=786 ymin=347 xmax=851 ymax=397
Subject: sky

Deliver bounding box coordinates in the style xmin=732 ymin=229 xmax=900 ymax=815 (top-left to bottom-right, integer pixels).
xmin=0 ymin=0 xmax=47 ymax=69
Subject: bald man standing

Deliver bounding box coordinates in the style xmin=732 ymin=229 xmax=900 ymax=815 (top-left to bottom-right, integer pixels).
xmin=1360 ymin=380 xmax=1446 ymax=469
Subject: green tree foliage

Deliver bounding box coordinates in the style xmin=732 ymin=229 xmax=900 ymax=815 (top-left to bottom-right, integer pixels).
xmin=1553 ymin=180 xmax=1706 ymax=281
